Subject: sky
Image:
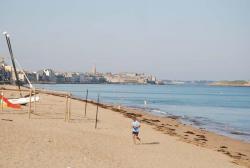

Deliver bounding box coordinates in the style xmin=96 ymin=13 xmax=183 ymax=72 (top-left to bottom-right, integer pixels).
xmin=0 ymin=0 xmax=250 ymax=80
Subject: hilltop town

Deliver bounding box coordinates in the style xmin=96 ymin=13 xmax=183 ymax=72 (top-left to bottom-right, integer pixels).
xmin=0 ymin=57 xmax=162 ymax=85
xmin=1 ymin=57 xmax=249 ymax=87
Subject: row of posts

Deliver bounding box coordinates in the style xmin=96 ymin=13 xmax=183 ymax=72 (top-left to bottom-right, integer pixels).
xmin=64 ymin=89 xmax=100 ymax=129
xmin=0 ymin=89 xmax=100 ymax=129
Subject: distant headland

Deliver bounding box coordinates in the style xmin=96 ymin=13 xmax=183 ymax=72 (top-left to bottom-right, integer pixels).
xmin=209 ymin=80 xmax=250 ymax=87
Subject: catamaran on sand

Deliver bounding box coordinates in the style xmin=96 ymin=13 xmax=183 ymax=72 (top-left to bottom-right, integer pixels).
xmin=1 ymin=32 xmax=39 ymax=108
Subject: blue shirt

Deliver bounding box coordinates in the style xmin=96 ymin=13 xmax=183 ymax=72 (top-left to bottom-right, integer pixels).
xmin=132 ymin=120 xmax=140 ymax=132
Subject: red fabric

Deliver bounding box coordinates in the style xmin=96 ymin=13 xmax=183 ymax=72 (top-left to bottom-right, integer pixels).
xmin=0 ymin=95 xmax=21 ymax=109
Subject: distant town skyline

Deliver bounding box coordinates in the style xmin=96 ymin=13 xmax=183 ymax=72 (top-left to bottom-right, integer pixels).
xmin=0 ymin=0 xmax=250 ymax=81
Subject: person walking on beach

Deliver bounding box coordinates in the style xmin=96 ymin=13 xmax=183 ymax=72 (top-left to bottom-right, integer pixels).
xmin=132 ymin=117 xmax=141 ymax=144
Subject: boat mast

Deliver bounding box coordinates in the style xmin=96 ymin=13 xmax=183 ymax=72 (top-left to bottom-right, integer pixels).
xmin=3 ymin=32 xmax=22 ymax=96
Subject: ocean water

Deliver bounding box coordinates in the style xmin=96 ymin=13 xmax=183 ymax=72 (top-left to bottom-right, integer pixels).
xmin=35 ymin=84 xmax=250 ymax=142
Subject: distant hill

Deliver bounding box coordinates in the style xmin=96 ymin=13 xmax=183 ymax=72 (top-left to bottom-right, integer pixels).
xmin=209 ymin=80 xmax=250 ymax=87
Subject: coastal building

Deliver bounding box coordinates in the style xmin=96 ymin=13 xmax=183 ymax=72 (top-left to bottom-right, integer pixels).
xmin=2 ymin=64 xmax=16 ymax=82
xmin=55 ymin=72 xmax=65 ymax=83
xmin=26 ymin=72 xmax=37 ymax=83
xmin=0 ymin=66 xmax=11 ymax=83
xmin=36 ymin=69 xmax=56 ymax=83
xmin=64 ymin=72 xmax=80 ymax=83
xmin=79 ymin=73 xmax=89 ymax=83
xmin=0 ymin=57 xmax=10 ymax=83
xmin=80 ymin=73 xmax=106 ymax=84
xmin=103 ymin=72 xmax=157 ymax=84
xmin=17 ymin=72 xmax=25 ymax=82
xmin=3 ymin=65 xmax=13 ymax=72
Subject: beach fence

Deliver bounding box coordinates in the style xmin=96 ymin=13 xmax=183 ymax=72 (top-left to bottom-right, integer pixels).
xmin=34 ymin=89 xmax=103 ymax=129
xmin=0 ymin=87 xmax=103 ymax=128
xmin=0 ymin=87 xmax=155 ymax=129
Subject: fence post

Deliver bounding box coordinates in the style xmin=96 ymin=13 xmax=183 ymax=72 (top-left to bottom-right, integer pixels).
xmin=33 ymin=88 xmax=36 ymax=114
xmin=68 ymin=93 xmax=71 ymax=122
xmin=28 ymin=89 xmax=32 ymax=119
xmin=95 ymin=94 xmax=100 ymax=129
xmin=65 ymin=95 xmax=68 ymax=122
xmin=84 ymin=89 xmax=88 ymax=117
xmin=1 ymin=91 xmax=3 ymax=113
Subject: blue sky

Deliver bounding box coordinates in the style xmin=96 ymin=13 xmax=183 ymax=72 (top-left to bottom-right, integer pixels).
xmin=0 ymin=0 xmax=250 ymax=80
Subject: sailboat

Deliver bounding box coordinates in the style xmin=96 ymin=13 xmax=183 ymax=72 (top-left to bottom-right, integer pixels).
xmin=8 ymin=96 xmax=39 ymax=105
xmin=2 ymin=32 xmax=39 ymax=106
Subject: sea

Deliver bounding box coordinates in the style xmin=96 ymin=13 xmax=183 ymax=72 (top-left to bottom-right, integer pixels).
xmin=34 ymin=84 xmax=250 ymax=142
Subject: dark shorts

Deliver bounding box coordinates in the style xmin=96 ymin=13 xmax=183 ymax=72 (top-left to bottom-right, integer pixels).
xmin=132 ymin=131 xmax=139 ymax=136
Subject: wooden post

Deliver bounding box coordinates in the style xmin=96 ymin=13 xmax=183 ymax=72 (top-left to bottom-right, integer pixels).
xmin=65 ymin=95 xmax=68 ymax=122
xmin=95 ymin=94 xmax=100 ymax=129
xmin=67 ymin=93 xmax=71 ymax=122
xmin=28 ymin=89 xmax=32 ymax=119
xmin=1 ymin=91 xmax=3 ymax=113
xmin=84 ymin=89 xmax=88 ymax=117
xmin=33 ymin=88 xmax=36 ymax=114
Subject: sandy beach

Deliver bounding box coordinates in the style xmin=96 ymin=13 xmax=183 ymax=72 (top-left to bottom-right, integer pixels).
xmin=0 ymin=85 xmax=249 ymax=168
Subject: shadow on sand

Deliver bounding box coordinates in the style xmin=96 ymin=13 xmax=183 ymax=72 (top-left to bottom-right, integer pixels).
xmin=140 ymin=142 xmax=160 ymax=145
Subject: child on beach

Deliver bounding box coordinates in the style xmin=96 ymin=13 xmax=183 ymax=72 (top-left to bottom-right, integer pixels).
xmin=132 ymin=117 xmax=141 ymax=144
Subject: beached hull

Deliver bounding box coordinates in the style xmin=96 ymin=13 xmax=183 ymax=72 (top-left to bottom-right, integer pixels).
xmin=9 ymin=96 xmax=40 ymax=105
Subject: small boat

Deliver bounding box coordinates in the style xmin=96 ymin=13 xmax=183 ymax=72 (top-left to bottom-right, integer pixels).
xmin=0 ymin=95 xmax=21 ymax=109
xmin=2 ymin=31 xmax=40 ymax=107
xmin=0 ymin=95 xmax=39 ymax=109
xmin=9 ymin=96 xmax=40 ymax=105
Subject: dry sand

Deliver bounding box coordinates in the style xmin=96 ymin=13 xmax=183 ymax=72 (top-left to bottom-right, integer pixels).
xmin=0 ymin=86 xmax=249 ymax=168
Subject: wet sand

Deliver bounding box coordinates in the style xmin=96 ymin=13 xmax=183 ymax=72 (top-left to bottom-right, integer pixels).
xmin=0 ymin=85 xmax=249 ymax=168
